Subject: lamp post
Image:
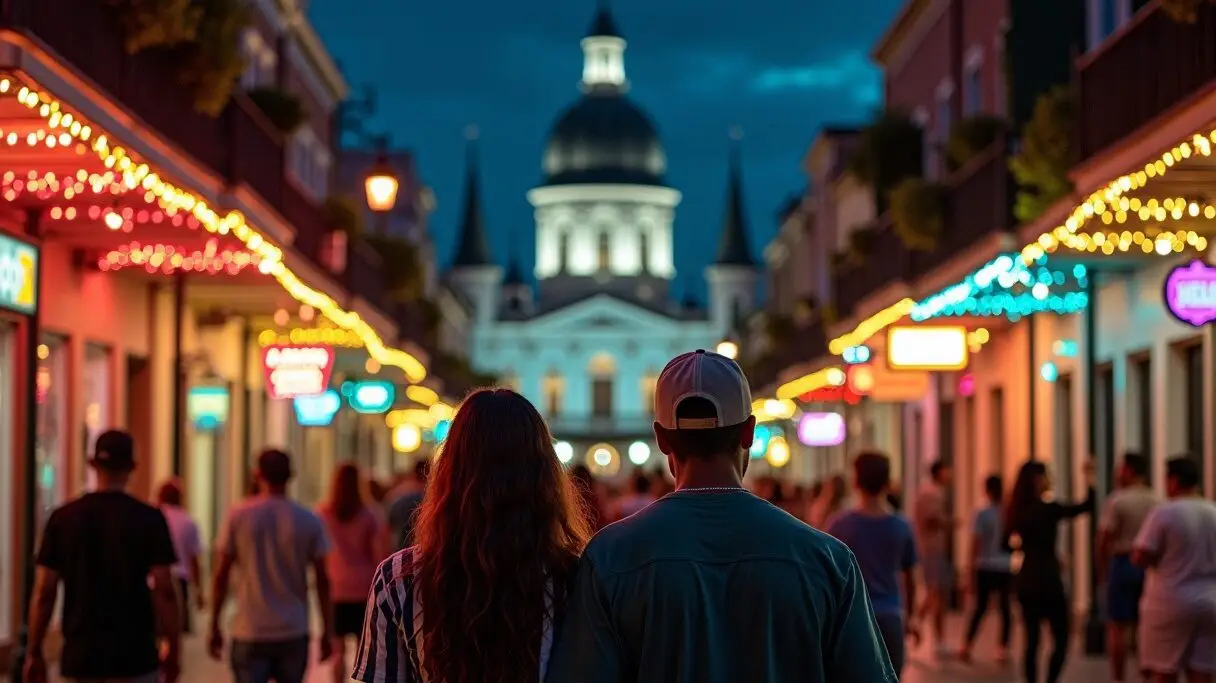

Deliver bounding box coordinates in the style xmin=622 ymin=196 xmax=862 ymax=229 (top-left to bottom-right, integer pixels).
xmin=363 ymin=135 xmax=399 ymax=216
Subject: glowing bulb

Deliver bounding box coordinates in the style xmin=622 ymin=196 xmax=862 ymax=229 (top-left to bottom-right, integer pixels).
xmin=628 ymin=441 xmax=651 ymax=465
xmin=103 ymin=211 xmax=123 ymax=230
xmin=715 ymin=341 xmax=739 ymax=359
xmin=765 ymin=436 xmax=791 ymax=468
xmin=392 ymin=424 xmax=422 ymax=453
xmin=554 ymin=441 xmax=573 ymax=464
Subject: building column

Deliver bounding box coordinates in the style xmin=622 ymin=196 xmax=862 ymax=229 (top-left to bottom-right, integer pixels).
xmin=148 ymin=286 xmax=177 ymax=489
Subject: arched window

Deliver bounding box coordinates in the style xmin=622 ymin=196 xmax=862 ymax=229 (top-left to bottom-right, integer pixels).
xmin=542 ymin=370 xmax=564 ymax=417
xmin=640 ymin=371 xmax=658 ymax=416
xmin=588 ymin=353 xmax=616 ymax=418
xmin=597 ymin=232 xmax=611 ymax=272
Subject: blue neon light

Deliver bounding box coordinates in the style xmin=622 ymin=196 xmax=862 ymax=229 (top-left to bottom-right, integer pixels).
xmin=750 ymin=424 xmax=771 ymax=459
xmin=294 ymin=390 xmax=341 ymax=427
xmin=911 ymin=253 xmax=1090 ymax=323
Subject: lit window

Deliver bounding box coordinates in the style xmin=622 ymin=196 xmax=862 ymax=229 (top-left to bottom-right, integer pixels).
xmin=597 ymin=233 xmax=611 ymax=271
xmin=543 ymin=371 xmax=564 ymax=417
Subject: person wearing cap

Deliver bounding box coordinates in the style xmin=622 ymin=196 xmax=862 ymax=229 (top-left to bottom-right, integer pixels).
xmin=546 ymin=350 xmax=896 ymax=683
xmin=208 ymin=448 xmax=335 ymax=683
xmin=24 ymin=430 xmax=181 ymax=683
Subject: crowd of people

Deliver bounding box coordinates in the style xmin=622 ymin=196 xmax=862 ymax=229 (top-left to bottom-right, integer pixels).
xmin=17 ymin=348 xmax=1216 ymax=683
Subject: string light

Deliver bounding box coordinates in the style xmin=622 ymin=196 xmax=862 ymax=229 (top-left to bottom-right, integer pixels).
xmin=828 ymin=299 xmax=916 ymax=355
xmin=776 ymin=366 xmax=845 ymax=401
xmin=913 ymin=254 xmax=1090 ymax=322
xmin=256 ymin=326 xmax=364 ymax=349
xmin=0 ymin=72 xmax=428 ymax=383
xmin=98 ymin=239 xmax=263 ymax=275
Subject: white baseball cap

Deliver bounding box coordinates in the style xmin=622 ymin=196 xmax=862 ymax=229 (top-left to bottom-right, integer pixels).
xmin=654 ymin=349 xmax=753 ymax=430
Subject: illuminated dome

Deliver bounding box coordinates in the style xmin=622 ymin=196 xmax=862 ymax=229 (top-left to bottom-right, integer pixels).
xmin=542 ymin=94 xmax=666 ymax=186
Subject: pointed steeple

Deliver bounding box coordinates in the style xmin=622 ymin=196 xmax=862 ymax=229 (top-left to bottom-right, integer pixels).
xmin=714 ymin=127 xmax=756 ymax=266
xmin=587 ymin=0 xmax=622 ymax=39
xmin=451 ymin=126 xmax=494 ymax=268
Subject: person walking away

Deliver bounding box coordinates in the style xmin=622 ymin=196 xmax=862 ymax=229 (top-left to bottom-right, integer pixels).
xmin=614 ymin=470 xmax=656 ymax=521
xmin=807 ymin=474 xmax=847 ymax=529
xmin=386 ymin=459 xmax=429 ymax=551
xmin=1098 ymin=452 xmax=1158 ymax=682
xmin=157 ymin=479 xmax=205 ymax=633
xmin=959 ymin=474 xmax=1013 ymax=664
xmin=318 ymin=463 xmax=385 ymax=683
xmin=913 ymin=459 xmax=956 ymax=659
xmin=1006 ymin=460 xmax=1095 ymax=683
xmin=826 ymin=450 xmax=920 ymax=676
xmin=352 ymin=389 xmax=590 ymax=682
xmin=546 ymin=350 xmax=895 ymax=683
xmin=23 ymin=430 xmax=180 ymax=683
xmin=208 ymin=449 xmax=335 ymax=683
xmin=1132 ymin=456 xmax=1216 ymax=683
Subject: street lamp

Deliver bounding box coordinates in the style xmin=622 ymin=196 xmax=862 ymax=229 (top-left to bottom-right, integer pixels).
xmin=363 ymin=136 xmax=399 ymax=213
xmin=716 ymin=340 xmax=739 ymax=359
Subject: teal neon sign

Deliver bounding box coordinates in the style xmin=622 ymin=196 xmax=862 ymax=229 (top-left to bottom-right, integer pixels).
xmin=0 ymin=233 xmax=39 ymax=315
xmin=342 ymin=380 xmax=395 ymax=414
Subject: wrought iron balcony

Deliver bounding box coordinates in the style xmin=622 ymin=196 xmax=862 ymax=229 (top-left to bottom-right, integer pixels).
xmin=1076 ymin=1 xmax=1216 ymax=162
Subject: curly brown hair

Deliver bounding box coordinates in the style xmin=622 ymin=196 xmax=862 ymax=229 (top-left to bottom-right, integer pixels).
xmin=413 ymin=388 xmax=590 ymax=683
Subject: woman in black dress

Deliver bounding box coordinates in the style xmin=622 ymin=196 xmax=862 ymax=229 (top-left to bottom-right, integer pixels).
xmin=1005 ymin=460 xmax=1095 ymax=683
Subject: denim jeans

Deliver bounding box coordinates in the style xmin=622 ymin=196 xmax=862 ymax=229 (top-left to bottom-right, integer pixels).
xmin=230 ymin=636 xmax=310 ymax=683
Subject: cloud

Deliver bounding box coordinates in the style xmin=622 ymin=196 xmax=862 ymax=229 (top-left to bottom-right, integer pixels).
xmin=750 ymin=51 xmax=879 ymax=102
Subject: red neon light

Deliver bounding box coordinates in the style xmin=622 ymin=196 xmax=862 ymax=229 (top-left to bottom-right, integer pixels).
xmin=262 ymin=345 xmax=336 ymax=400
xmin=799 ymin=385 xmax=862 ymax=405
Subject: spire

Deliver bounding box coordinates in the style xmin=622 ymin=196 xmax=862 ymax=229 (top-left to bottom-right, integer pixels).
xmin=587 ymin=0 xmax=622 ymax=39
xmin=451 ymin=126 xmax=494 ymax=268
xmin=714 ymin=126 xmax=756 ymax=267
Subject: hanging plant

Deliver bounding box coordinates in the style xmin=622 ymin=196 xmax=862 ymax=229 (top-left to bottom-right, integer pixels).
xmin=946 ymin=115 xmax=1006 ymax=171
xmin=846 ymin=223 xmax=879 ymax=265
xmin=176 ymin=0 xmax=252 ymax=116
xmin=889 ymin=177 xmax=945 ymax=251
xmin=247 ymin=87 xmax=307 ymax=134
xmin=1161 ymin=0 xmax=1210 ymax=22
xmin=849 ymin=110 xmax=924 ymax=212
xmin=1009 ymin=85 xmax=1075 ymax=223
xmin=109 ymin=0 xmax=201 ymax=54
xmin=364 ymin=233 xmax=424 ymax=302
xmin=322 ymin=195 xmax=364 ymax=235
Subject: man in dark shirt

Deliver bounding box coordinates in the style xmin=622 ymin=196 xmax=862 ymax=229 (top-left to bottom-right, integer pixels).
xmin=24 ymin=430 xmax=181 ymax=683
xmin=546 ymin=349 xmax=895 ymax=683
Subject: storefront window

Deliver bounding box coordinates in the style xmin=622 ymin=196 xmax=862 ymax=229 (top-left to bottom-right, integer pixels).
xmin=35 ymin=335 xmax=67 ymax=532
xmin=82 ymin=344 xmax=111 ymax=492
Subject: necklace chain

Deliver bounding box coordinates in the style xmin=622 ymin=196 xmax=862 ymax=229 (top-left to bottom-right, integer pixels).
xmin=671 ymin=486 xmax=749 ymax=494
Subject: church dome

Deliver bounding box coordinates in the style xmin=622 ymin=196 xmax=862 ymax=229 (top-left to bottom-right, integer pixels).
xmin=542 ymin=93 xmax=666 ymax=187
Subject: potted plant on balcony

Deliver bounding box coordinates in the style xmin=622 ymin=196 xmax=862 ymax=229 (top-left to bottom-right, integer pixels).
xmin=849 ymin=110 xmax=924 ymax=212
xmin=247 ymin=87 xmax=307 ymax=134
xmin=175 ymin=0 xmax=250 ymax=115
xmin=889 ymin=177 xmax=945 ymax=251
xmin=946 ymin=115 xmax=1006 ymax=172
xmin=1010 ymin=85 xmax=1075 ymax=223
xmin=1162 ymin=0 xmax=1210 ymax=23
xmin=111 ymin=0 xmax=201 ymax=53
xmin=363 ymin=233 xmax=425 ymax=302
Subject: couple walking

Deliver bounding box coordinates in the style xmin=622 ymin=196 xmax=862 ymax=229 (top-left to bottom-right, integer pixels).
xmin=353 ymin=349 xmax=897 ymax=683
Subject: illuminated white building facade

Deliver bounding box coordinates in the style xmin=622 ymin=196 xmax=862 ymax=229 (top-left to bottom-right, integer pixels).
xmin=446 ymin=6 xmax=758 ymax=476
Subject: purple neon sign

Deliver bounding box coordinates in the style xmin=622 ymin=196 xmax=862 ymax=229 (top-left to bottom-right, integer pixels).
xmin=1165 ymin=260 xmax=1216 ymax=327
xmin=797 ymin=412 xmax=846 ymax=447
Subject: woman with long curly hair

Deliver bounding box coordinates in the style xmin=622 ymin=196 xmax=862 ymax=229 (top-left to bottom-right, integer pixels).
xmin=319 ymin=462 xmax=385 ymax=683
xmin=351 ymin=388 xmax=590 ymax=683
xmin=1005 ymin=459 xmax=1094 ymax=683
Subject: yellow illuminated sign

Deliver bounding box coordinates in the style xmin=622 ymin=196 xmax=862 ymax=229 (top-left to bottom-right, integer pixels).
xmin=886 ymin=326 xmax=969 ymax=371
xmin=257 ymin=327 xmax=363 ymax=348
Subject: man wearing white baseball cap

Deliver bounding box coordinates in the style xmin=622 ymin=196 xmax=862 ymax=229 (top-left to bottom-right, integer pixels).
xmin=546 ymin=350 xmax=895 ymax=683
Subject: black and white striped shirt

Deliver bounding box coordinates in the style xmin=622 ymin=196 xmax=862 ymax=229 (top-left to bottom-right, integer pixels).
xmin=351 ymin=547 xmax=554 ymax=682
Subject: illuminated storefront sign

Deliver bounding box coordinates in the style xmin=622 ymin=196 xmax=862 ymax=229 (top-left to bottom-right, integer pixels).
xmin=262 ymin=344 xmax=335 ymax=399
xmin=797 ymin=412 xmax=846 ymax=447
xmin=187 ymin=386 xmax=229 ymax=428
xmin=0 ymin=233 xmax=39 ymax=315
xmin=294 ymin=390 xmax=341 ymax=427
xmin=1164 ymin=260 xmax=1216 ymax=327
xmin=886 ymin=326 xmax=969 ymax=371
xmin=343 ymin=380 xmax=395 ymax=414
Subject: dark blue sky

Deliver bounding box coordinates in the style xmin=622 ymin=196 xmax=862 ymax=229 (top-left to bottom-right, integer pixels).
xmin=310 ymin=0 xmax=903 ymax=298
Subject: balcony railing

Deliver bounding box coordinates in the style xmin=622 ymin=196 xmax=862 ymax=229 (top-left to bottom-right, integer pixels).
xmin=911 ymin=143 xmax=1012 ymax=275
xmin=1076 ymin=1 xmax=1216 ymax=161
xmin=832 ymin=217 xmax=914 ymax=320
xmin=548 ymin=415 xmax=656 ymax=438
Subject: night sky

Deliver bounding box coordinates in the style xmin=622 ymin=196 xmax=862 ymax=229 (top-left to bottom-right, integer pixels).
xmin=309 ymin=0 xmax=903 ymax=299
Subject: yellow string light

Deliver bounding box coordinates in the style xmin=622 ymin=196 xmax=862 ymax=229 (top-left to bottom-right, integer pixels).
xmin=0 ymin=74 xmax=427 ymax=383
xmin=827 ymin=298 xmax=916 ymax=355
xmin=775 ymin=366 xmax=845 ymax=401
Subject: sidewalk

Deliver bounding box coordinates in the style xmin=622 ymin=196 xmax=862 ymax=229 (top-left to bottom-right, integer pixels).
xmin=7 ymin=613 xmax=1110 ymax=682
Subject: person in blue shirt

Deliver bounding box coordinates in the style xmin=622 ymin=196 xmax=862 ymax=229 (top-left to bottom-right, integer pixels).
xmin=546 ymin=349 xmax=896 ymax=683
xmin=827 ymin=450 xmax=919 ymax=675
xmin=959 ymin=474 xmax=1013 ymax=663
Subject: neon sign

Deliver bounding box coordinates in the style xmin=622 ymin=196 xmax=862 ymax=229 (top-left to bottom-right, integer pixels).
xmin=293 ymin=390 xmax=341 ymax=427
xmin=797 ymin=412 xmax=846 ymax=447
xmin=0 ymin=232 xmax=38 ymax=315
xmin=262 ymin=344 xmax=335 ymax=399
xmin=799 ymin=385 xmax=862 ymax=405
xmin=886 ymin=326 xmax=969 ymax=371
xmin=187 ymin=386 xmax=229 ymax=428
xmin=343 ymin=380 xmax=395 ymax=414
xmin=1164 ymin=260 xmax=1216 ymax=327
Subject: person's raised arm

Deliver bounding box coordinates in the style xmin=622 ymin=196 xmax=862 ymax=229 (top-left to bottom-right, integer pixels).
xmin=825 ymin=550 xmax=898 ymax=682
xmin=544 ymin=557 xmax=624 ymax=683
xmin=1049 ymin=462 xmax=1097 ymax=521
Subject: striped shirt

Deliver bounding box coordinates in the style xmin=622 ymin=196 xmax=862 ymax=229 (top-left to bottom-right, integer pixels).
xmin=351 ymin=547 xmax=555 ymax=682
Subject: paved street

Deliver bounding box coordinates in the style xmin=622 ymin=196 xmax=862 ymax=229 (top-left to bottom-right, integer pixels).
xmin=9 ymin=613 xmax=1111 ymax=682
